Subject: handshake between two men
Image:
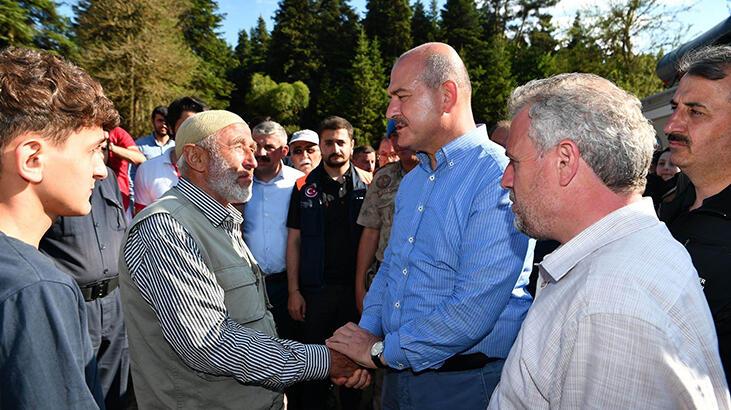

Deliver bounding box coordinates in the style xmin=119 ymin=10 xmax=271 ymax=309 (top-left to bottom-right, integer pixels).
xmin=328 ymin=322 xmax=384 ymax=374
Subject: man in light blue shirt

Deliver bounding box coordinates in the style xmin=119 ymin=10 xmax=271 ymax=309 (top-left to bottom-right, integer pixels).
xmin=131 ymin=106 xmax=174 ymax=206
xmin=244 ymin=120 xmax=303 ymax=340
xmin=135 ymin=106 xmax=174 ymax=160
xmin=327 ymin=43 xmax=533 ymax=409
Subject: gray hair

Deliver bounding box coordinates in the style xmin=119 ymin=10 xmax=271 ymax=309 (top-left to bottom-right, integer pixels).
xmin=508 ymin=73 xmax=655 ymax=194
xmin=417 ymin=52 xmax=471 ymax=94
xmin=176 ymin=134 xmax=218 ymax=177
xmin=677 ymin=45 xmax=731 ymax=82
xmin=252 ymin=120 xmax=287 ymax=146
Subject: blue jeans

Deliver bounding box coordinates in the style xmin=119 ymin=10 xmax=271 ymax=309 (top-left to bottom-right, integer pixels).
xmin=381 ymin=359 xmax=504 ymax=410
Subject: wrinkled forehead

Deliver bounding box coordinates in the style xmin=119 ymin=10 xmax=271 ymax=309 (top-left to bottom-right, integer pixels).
xmin=218 ymin=122 xmax=252 ymax=145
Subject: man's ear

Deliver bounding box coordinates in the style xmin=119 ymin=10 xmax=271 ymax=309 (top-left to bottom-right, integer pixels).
xmin=441 ymin=80 xmax=458 ymax=113
xmin=15 ymin=138 xmax=45 ymax=183
xmin=556 ymin=139 xmax=580 ymax=187
xmin=183 ymin=144 xmax=208 ymax=173
xmin=281 ymin=144 xmax=289 ymax=157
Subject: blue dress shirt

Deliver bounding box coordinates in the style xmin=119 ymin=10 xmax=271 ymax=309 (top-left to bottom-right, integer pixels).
xmin=243 ymin=164 xmax=304 ymax=274
xmin=360 ymin=125 xmax=533 ymax=372
xmin=135 ymin=133 xmax=175 ymax=160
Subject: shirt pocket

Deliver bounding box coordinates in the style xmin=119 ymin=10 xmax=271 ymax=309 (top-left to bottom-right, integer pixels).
xmin=214 ymin=266 xmax=266 ymax=325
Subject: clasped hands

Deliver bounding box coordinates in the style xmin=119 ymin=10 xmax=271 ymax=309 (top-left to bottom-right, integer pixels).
xmin=327 ymin=322 xmax=382 ymax=388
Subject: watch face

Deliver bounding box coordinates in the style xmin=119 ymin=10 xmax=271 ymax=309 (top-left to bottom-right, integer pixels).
xmin=371 ymin=341 xmax=384 ymax=356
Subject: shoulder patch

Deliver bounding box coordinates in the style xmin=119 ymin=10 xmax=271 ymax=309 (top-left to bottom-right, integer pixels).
xmin=304 ymin=184 xmax=318 ymax=198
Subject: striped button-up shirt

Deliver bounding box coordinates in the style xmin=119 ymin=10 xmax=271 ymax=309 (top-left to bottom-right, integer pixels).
xmin=360 ymin=125 xmax=534 ymax=372
xmin=489 ymin=198 xmax=731 ymax=409
xmin=123 ymin=178 xmax=329 ymax=390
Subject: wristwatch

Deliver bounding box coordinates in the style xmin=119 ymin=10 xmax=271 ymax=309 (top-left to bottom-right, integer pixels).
xmin=370 ymin=341 xmax=387 ymax=368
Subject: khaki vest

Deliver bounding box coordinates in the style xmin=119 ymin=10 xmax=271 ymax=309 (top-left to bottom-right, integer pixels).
xmin=119 ymin=187 xmax=282 ymax=410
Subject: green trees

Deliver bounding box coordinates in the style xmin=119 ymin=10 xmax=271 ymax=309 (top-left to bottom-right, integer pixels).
xmin=346 ymin=29 xmax=389 ymax=145
xmin=411 ymin=0 xmax=440 ymax=46
xmin=268 ymin=0 xmax=320 ymax=84
xmin=364 ymin=0 xmax=412 ymax=67
xmin=245 ymin=73 xmax=309 ymax=131
xmin=11 ymin=0 xmax=677 ymax=134
xmin=0 ymin=0 xmax=77 ymax=56
xmin=181 ymin=0 xmax=236 ymax=108
xmin=74 ymin=0 xmax=197 ymax=136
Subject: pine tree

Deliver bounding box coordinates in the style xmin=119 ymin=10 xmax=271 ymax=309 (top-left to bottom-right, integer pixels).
xmin=74 ymin=0 xmax=197 ymax=136
xmin=411 ymin=0 xmax=440 ymax=46
xmin=346 ymin=29 xmax=389 ymax=145
xmin=511 ymin=14 xmax=558 ymax=84
xmin=308 ymin=0 xmax=361 ymax=124
xmin=248 ymin=16 xmax=270 ymax=74
xmin=471 ymin=34 xmax=514 ymax=125
xmin=267 ymin=0 xmax=320 ymax=84
xmin=440 ymin=0 xmax=485 ymax=58
xmin=228 ymin=29 xmax=252 ymax=116
xmin=0 ymin=0 xmax=77 ymax=57
xmin=180 ymin=0 xmax=236 ymax=108
xmin=363 ymin=0 xmax=412 ymax=67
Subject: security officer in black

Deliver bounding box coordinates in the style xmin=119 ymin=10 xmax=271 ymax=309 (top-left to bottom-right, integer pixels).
xmin=285 ymin=116 xmax=372 ymax=410
xmin=40 ymin=166 xmax=130 ymax=409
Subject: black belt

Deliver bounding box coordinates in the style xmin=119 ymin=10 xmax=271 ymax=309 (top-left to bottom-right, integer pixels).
xmin=265 ymin=271 xmax=287 ymax=282
xmin=436 ymin=353 xmax=497 ymax=372
xmin=79 ymin=277 xmax=119 ymax=302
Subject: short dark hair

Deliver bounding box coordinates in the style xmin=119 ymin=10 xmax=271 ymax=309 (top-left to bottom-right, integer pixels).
xmin=354 ymin=145 xmax=375 ymax=156
xmin=151 ymin=105 xmax=168 ymax=120
xmin=166 ymin=96 xmax=208 ymax=135
xmin=319 ymin=116 xmax=353 ymax=140
xmin=0 ymin=47 xmax=119 ymax=168
xmin=677 ymin=45 xmax=731 ymax=81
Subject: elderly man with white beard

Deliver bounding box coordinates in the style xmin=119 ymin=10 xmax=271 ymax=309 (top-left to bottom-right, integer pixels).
xmin=119 ymin=110 xmax=369 ymax=410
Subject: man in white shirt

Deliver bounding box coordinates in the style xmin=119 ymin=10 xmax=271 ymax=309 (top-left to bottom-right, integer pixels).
xmin=132 ymin=97 xmax=207 ymax=213
xmin=488 ymin=73 xmax=730 ymax=409
xmin=244 ymin=120 xmax=304 ymax=340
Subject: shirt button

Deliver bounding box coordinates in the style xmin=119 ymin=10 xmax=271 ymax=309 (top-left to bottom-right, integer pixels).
xmin=397 ymin=362 xmax=404 ymax=369
xmin=394 ymin=301 xmax=400 ymax=308
xmin=417 ymin=205 xmax=424 ymax=212
xmin=448 ymin=161 xmax=454 ymax=167
xmin=429 ymin=175 xmax=435 ymax=181
xmin=402 ymin=268 xmax=408 ymax=275
xmin=100 ymin=245 xmax=106 ymax=250
xmin=407 ymin=236 xmax=414 ymax=243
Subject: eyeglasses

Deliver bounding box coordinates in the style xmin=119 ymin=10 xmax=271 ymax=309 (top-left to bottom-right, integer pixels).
xmin=292 ymin=147 xmax=319 ymax=155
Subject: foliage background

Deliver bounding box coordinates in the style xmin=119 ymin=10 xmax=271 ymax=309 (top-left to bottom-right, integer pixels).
xmin=2 ymin=0 xmax=682 ymax=143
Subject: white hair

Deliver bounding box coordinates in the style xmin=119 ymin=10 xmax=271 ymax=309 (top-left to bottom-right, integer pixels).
xmin=509 ymin=73 xmax=655 ymax=193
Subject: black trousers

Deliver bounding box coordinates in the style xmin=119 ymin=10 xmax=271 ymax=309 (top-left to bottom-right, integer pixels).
xmin=85 ymin=288 xmax=130 ymax=410
xmin=292 ymin=284 xmax=361 ymax=410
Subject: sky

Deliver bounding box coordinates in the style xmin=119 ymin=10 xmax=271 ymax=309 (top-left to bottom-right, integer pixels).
xmin=214 ymin=0 xmax=730 ymax=50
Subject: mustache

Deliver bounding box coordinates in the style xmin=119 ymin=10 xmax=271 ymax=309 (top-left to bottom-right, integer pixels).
xmin=667 ymin=133 xmax=690 ymax=144
xmin=328 ymin=153 xmax=345 ymax=160
xmin=255 ymin=156 xmax=271 ymax=163
xmin=391 ymin=117 xmax=409 ymax=128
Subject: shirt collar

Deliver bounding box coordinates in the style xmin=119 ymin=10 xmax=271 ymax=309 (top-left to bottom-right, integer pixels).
xmin=176 ymin=178 xmax=243 ymax=227
xmin=416 ymin=125 xmax=487 ymax=172
xmin=539 ymin=198 xmax=659 ymax=283
xmin=254 ymin=161 xmax=286 ymax=184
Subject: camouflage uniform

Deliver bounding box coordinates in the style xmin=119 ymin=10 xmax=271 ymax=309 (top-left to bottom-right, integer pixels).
xmin=356 ymin=161 xmax=408 ymax=287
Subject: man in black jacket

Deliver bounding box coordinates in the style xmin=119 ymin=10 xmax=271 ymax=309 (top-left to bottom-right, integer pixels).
xmin=659 ymin=45 xmax=731 ymax=381
xmin=286 ymin=116 xmax=372 ymax=409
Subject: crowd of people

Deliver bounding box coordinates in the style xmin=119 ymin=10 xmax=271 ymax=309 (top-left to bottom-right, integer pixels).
xmin=0 ymin=40 xmax=730 ymax=410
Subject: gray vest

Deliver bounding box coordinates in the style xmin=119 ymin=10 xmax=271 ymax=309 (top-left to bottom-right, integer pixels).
xmin=119 ymin=187 xmax=282 ymax=410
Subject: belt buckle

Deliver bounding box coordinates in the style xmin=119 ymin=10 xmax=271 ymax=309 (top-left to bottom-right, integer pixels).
xmin=91 ymin=279 xmax=109 ymax=300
